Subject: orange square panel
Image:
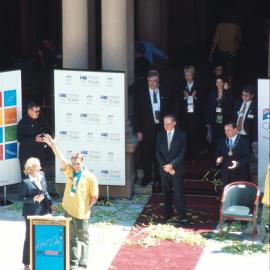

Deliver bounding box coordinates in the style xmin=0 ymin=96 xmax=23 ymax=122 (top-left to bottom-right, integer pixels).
xmin=0 ymin=109 xmax=2 ymax=125
xmin=4 ymin=107 xmax=17 ymax=124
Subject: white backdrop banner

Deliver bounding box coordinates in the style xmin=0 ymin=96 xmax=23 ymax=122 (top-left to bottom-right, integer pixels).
xmin=54 ymin=69 xmax=126 ymax=186
xmin=0 ymin=70 xmax=22 ymax=186
xmin=258 ymin=79 xmax=270 ymax=191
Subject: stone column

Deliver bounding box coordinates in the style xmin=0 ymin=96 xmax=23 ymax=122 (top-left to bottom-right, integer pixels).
xmin=101 ymin=0 xmax=134 ymax=86
xmin=101 ymin=0 xmax=138 ymax=198
xmin=62 ymin=0 xmax=88 ymax=69
xmin=136 ymin=0 xmax=167 ymax=52
xmin=88 ymin=0 xmax=97 ymax=69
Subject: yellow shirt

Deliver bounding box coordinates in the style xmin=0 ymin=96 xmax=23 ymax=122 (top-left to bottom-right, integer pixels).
xmin=213 ymin=23 xmax=241 ymax=52
xmin=62 ymin=165 xmax=99 ymax=219
xmin=262 ymin=165 xmax=270 ymax=206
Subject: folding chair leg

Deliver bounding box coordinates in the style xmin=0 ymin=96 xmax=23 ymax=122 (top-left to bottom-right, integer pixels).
xmin=252 ymin=220 xmax=256 ymax=242
xmin=220 ymin=217 xmax=223 ymax=237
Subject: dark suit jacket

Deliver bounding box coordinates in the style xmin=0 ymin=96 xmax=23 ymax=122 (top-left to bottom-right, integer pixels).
xmin=216 ymin=135 xmax=251 ymax=183
xmin=206 ymin=90 xmax=234 ymax=126
xmin=20 ymin=171 xmax=52 ymax=217
xmin=156 ymin=127 xmax=186 ymax=176
xmin=17 ymin=114 xmax=51 ymax=162
xmin=174 ymin=79 xmax=207 ymax=131
xmin=232 ymin=100 xmax=257 ymax=142
xmin=135 ymin=85 xmax=171 ymax=140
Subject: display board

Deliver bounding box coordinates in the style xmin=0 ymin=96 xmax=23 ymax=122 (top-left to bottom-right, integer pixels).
xmin=258 ymin=79 xmax=270 ymax=191
xmin=0 ymin=70 xmax=22 ymax=186
xmin=54 ymin=69 xmax=126 ymax=185
xmin=29 ymin=216 xmax=71 ymax=270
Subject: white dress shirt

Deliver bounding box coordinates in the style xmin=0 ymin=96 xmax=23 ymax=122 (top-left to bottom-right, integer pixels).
xmin=29 ymin=173 xmax=42 ymax=190
xmin=228 ymin=133 xmax=238 ymax=147
xmin=149 ymin=88 xmax=160 ymax=123
xmin=167 ymin=128 xmax=175 ymax=150
xmin=237 ymin=100 xmax=252 ymax=135
xmin=187 ymin=81 xmax=194 ymax=93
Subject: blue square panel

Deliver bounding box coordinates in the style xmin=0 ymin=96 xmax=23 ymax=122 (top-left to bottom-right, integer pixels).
xmin=4 ymin=90 xmax=17 ymax=107
xmin=0 ymin=127 xmax=2 ymax=143
xmin=5 ymin=142 xmax=17 ymax=159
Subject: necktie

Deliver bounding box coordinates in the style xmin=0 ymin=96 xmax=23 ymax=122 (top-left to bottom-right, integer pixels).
xmin=229 ymin=139 xmax=233 ymax=147
xmin=237 ymin=102 xmax=246 ymax=131
xmin=153 ymin=90 xmax=158 ymax=104
xmin=167 ymin=132 xmax=172 ymax=150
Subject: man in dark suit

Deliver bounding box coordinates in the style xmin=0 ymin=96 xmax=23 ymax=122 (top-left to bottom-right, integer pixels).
xmin=232 ymin=86 xmax=257 ymax=144
xmin=156 ymin=115 xmax=187 ymax=225
xmin=135 ymin=70 xmax=171 ymax=187
xmin=216 ymin=122 xmax=251 ymax=186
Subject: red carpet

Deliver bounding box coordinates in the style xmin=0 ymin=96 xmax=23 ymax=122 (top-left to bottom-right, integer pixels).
xmin=184 ymin=157 xmax=222 ymax=196
xmin=136 ymin=194 xmax=220 ymax=231
xmin=110 ymin=241 xmax=203 ymax=270
xmin=110 ymin=194 xmax=220 ymax=270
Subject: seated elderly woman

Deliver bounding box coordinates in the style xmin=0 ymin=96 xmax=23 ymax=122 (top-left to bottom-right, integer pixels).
xmin=20 ymin=157 xmax=53 ymax=270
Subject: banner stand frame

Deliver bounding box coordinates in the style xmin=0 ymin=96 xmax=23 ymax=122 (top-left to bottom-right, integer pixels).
xmin=106 ymin=185 xmax=110 ymax=201
xmin=4 ymin=185 xmax=7 ymax=205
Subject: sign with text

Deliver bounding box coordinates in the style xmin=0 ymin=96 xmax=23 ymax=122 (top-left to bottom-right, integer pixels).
xmin=29 ymin=216 xmax=71 ymax=270
xmin=258 ymin=79 xmax=270 ymax=191
xmin=54 ymin=70 xmax=126 ymax=186
xmin=0 ymin=70 xmax=22 ymax=186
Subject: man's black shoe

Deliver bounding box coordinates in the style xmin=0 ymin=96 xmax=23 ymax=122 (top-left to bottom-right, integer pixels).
xmin=178 ymin=218 xmax=189 ymax=227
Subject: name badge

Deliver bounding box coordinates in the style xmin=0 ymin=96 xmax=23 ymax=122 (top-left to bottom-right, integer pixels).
xmin=216 ymin=114 xmax=223 ymax=124
xmin=247 ymin=114 xmax=254 ymax=119
xmin=70 ymin=191 xmax=75 ymax=198
xmin=187 ymin=96 xmax=194 ymax=113
xmin=216 ymin=107 xmax=222 ymax=113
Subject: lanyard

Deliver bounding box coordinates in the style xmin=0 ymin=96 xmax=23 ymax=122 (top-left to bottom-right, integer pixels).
xmin=71 ymin=169 xmax=84 ymax=193
xmin=226 ymin=135 xmax=240 ymax=150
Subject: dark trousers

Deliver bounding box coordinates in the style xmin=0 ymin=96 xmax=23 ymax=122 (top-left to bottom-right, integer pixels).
xmin=161 ymin=173 xmax=186 ymax=219
xmin=141 ymin=126 xmax=161 ymax=183
xmin=23 ymin=218 xmax=30 ymax=265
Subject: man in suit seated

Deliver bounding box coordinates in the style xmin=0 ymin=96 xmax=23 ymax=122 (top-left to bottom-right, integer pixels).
xmin=156 ymin=115 xmax=187 ymax=226
xmin=216 ymin=122 xmax=251 ymax=186
xmin=135 ymin=70 xmax=171 ymax=188
xmin=232 ymin=85 xmax=257 ymax=145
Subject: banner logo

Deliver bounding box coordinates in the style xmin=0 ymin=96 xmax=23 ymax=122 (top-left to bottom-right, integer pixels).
xmin=263 ymin=108 xmax=270 ymax=120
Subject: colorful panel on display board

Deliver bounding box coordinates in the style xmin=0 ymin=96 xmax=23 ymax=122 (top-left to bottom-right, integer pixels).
xmin=0 ymin=88 xmax=18 ymax=161
xmin=0 ymin=70 xmax=22 ymax=187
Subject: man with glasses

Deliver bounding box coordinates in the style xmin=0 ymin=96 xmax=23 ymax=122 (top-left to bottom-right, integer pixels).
xmin=17 ymin=102 xmax=51 ymax=177
xmin=156 ymin=115 xmax=187 ymax=226
xmin=134 ymin=70 xmax=171 ymax=188
xmin=43 ymin=134 xmax=98 ymax=270
xmin=232 ymin=86 xmax=257 ymax=146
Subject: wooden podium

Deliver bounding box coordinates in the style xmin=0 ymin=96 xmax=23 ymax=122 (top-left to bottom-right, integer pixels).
xmin=28 ymin=215 xmax=71 ymax=270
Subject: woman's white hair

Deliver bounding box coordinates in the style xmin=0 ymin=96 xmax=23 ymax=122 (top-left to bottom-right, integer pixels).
xmin=184 ymin=65 xmax=196 ymax=76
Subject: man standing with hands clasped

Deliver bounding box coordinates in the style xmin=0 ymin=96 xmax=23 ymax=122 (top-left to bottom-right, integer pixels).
xmin=43 ymin=134 xmax=99 ymax=270
xmin=216 ymin=122 xmax=251 ymax=186
xmin=156 ymin=115 xmax=187 ymax=226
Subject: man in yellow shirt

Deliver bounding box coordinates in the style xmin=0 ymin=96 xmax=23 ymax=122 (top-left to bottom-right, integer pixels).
xmin=261 ymin=164 xmax=270 ymax=243
xmin=44 ymin=134 xmax=98 ymax=269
